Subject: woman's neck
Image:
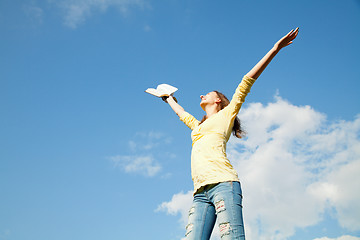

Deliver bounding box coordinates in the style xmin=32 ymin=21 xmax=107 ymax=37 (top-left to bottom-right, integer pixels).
xmin=204 ymin=104 xmax=219 ymax=118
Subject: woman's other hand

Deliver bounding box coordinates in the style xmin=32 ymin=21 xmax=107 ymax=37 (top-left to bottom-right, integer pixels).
xmin=274 ymin=27 xmax=299 ymax=51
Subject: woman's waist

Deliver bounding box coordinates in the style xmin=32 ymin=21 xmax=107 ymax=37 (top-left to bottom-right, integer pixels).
xmin=192 ymin=171 xmax=239 ymax=194
xmin=190 ymin=155 xmax=235 ymax=178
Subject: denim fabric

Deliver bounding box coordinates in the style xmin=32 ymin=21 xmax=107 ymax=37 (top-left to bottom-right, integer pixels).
xmin=185 ymin=181 xmax=245 ymax=240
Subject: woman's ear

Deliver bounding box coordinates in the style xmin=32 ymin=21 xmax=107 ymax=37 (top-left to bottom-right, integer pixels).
xmin=215 ymin=97 xmax=222 ymax=104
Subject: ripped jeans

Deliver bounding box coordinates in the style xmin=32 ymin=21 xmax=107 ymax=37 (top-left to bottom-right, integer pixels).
xmin=185 ymin=181 xmax=245 ymax=240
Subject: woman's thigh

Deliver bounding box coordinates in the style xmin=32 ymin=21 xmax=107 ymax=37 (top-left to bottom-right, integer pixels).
xmin=185 ymin=193 xmax=217 ymax=240
xmin=211 ymin=182 xmax=245 ymax=240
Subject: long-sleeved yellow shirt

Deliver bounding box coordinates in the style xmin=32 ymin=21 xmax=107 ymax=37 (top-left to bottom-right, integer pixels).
xmin=179 ymin=75 xmax=256 ymax=194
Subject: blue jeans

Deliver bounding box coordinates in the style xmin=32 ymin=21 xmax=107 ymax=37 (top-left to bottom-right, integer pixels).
xmin=185 ymin=181 xmax=245 ymax=240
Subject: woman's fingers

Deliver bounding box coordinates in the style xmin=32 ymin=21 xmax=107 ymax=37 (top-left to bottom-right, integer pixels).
xmin=287 ymin=28 xmax=299 ymax=41
xmin=273 ymin=27 xmax=299 ymax=50
xmin=291 ymin=28 xmax=299 ymax=37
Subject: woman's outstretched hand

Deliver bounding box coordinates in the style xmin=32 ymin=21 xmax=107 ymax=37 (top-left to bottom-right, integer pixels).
xmin=245 ymin=27 xmax=299 ymax=79
xmin=274 ymin=27 xmax=299 ymax=51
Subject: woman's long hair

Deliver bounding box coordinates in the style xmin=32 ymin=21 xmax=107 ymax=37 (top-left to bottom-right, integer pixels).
xmin=199 ymin=91 xmax=245 ymax=138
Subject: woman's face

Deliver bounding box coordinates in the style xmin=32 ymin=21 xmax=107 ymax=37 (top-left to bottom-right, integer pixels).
xmin=200 ymin=91 xmax=220 ymax=110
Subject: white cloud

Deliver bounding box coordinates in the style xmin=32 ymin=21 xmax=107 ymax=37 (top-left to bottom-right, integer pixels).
xmin=313 ymin=235 xmax=360 ymax=240
xmin=109 ymin=131 xmax=173 ymax=177
xmin=131 ymin=131 xmax=172 ymax=151
xmin=310 ymin=159 xmax=360 ymax=231
xmin=157 ymin=95 xmax=360 ymax=240
xmin=110 ymin=154 xmax=161 ymax=177
xmin=156 ymin=190 xmax=193 ymax=225
xmin=55 ymin=0 xmax=149 ymax=28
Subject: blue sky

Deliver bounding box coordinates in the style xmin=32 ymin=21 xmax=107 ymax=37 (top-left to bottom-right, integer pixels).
xmin=1 ymin=0 xmax=360 ymax=240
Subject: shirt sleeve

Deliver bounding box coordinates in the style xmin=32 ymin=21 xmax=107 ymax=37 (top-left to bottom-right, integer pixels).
xmin=223 ymin=75 xmax=256 ymax=118
xmin=179 ymin=112 xmax=200 ymax=130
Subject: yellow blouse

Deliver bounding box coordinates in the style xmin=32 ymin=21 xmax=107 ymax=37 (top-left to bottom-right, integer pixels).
xmin=179 ymin=75 xmax=256 ymax=193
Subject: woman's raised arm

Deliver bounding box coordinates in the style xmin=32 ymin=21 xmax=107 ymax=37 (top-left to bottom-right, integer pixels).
xmin=246 ymin=28 xmax=299 ymax=80
xmin=164 ymin=96 xmax=186 ymax=117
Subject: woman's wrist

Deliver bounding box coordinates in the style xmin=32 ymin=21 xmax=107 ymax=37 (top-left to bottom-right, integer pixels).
xmin=166 ymin=95 xmax=178 ymax=103
xmin=162 ymin=96 xmax=169 ymax=103
xmin=271 ymin=45 xmax=281 ymax=54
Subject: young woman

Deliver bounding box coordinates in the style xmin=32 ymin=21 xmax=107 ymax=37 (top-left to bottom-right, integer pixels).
xmin=162 ymin=28 xmax=299 ymax=240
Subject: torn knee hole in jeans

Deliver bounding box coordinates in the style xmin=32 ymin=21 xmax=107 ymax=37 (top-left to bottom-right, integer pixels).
xmin=215 ymin=199 xmax=226 ymax=214
xmin=185 ymin=223 xmax=193 ymax=236
xmin=219 ymin=222 xmax=231 ymax=237
xmin=188 ymin=206 xmax=195 ymax=216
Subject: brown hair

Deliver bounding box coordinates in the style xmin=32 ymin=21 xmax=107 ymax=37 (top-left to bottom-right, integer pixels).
xmin=199 ymin=91 xmax=245 ymax=138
